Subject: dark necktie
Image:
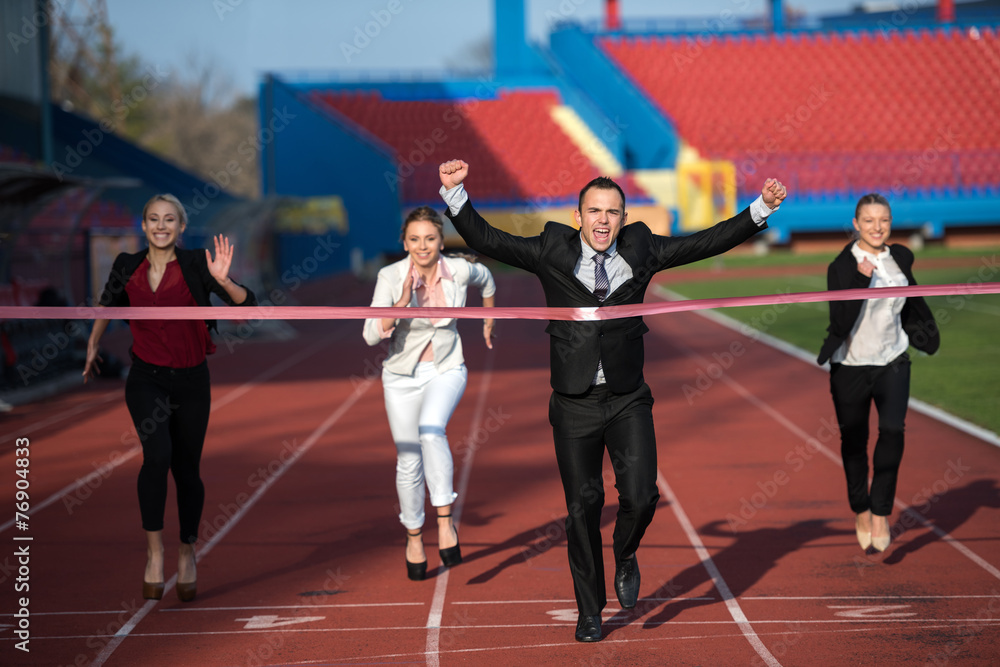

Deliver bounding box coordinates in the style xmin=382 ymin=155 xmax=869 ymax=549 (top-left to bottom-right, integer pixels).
xmin=593 ymin=252 xmax=609 ymax=382
xmin=594 ymin=252 xmax=609 ymax=301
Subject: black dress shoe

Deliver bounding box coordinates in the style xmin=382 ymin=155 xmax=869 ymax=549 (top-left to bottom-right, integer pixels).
xmin=575 ymin=613 xmax=602 ymax=642
xmin=614 ymin=555 xmax=640 ymax=609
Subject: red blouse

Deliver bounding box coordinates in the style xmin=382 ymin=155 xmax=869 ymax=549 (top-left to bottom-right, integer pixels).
xmin=125 ymin=258 xmax=216 ymax=368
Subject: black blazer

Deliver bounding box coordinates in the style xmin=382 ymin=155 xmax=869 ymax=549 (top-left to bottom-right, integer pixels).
xmin=817 ymin=241 xmax=939 ymax=365
xmin=448 ymin=200 xmax=765 ymax=394
xmin=98 ymin=247 xmax=257 ymax=332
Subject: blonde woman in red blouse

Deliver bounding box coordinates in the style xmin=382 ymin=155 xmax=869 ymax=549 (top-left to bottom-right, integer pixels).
xmin=84 ymin=194 xmax=256 ymax=602
xmin=363 ymin=206 xmax=496 ymax=581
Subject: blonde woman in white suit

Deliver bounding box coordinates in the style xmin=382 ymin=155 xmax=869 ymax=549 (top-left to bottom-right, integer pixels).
xmin=363 ymin=206 xmax=496 ymax=580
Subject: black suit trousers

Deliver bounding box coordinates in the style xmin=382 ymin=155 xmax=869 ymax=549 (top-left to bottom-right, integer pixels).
xmin=125 ymin=356 xmax=211 ymax=544
xmin=829 ymin=353 xmax=910 ymax=516
xmin=549 ymin=382 xmax=660 ymax=614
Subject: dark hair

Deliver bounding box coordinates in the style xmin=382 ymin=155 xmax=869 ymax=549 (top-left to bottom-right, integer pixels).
xmin=578 ymin=176 xmax=626 ymax=213
xmin=854 ymin=193 xmax=892 ymax=219
xmin=399 ymin=206 xmax=444 ymax=242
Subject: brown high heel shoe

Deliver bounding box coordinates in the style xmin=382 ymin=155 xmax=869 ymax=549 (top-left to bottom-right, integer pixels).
xmin=142 ymin=581 xmax=164 ymax=600
xmin=175 ymin=581 xmax=197 ymax=602
xmin=176 ymin=545 xmax=197 ymax=602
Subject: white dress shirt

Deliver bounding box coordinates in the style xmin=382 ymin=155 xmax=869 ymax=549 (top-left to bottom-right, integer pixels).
xmin=832 ymin=242 xmax=910 ymax=366
xmin=363 ymin=255 xmax=496 ymax=375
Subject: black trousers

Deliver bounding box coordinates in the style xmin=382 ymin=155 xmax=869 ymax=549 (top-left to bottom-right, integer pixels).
xmin=829 ymin=354 xmax=910 ymax=516
xmin=549 ymin=382 xmax=660 ymax=615
xmin=125 ymin=356 xmax=211 ymax=544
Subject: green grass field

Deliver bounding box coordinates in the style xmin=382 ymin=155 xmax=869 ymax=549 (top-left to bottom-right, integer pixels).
xmin=664 ymin=247 xmax=1000 ymax=435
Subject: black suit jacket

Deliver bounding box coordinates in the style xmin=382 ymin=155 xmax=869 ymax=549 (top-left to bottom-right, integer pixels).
xmin=448 ymin=200 xmax=765 ymax=394
xmin=817 ymin=241 xmax=939 ymax=365
xmin=98 ymin=246 xmax=257 ymax=332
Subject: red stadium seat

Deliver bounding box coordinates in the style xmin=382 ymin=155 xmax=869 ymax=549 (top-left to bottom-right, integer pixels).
xmin=310 ymin=88 xmax=645 ymax=204
xmin=599 ymin=27 xmax=1000 ymax=195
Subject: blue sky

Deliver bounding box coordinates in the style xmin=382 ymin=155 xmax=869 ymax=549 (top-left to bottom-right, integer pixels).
xmin=104 ymin=0 xmax=903 ymax=98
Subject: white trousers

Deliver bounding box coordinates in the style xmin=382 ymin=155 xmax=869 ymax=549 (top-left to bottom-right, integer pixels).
xmin=382 ymin=362 xmax=467 ymax=530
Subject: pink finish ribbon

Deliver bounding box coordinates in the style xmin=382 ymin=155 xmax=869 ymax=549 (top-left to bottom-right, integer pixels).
xmin=1 ymin=283 xmax=997 ymax=321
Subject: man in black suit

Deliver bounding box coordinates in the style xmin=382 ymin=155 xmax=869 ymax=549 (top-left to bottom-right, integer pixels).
xmin=438 ymin=159 xmax=786 ymax=642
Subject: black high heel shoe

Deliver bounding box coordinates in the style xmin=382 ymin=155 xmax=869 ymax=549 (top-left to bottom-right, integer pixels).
xmin=406 ymin=529 xmax=427 ymax=581
xmin=437 ymin=513 xmax=462 ymax=567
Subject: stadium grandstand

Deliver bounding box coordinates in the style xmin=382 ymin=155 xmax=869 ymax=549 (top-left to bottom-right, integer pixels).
xmin=263 ymin=0 xmax=1000 ymax=247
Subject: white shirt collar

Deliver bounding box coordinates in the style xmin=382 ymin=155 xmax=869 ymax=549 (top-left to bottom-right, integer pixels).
xmin=579 ymin=236 xmax=619 ymax=260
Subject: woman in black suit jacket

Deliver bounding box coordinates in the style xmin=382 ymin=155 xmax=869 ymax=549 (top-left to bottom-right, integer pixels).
xmin=83 ymin=194 xmax=256 ymax=602
xmin=818 ymin=193 xmax=939 ymax=553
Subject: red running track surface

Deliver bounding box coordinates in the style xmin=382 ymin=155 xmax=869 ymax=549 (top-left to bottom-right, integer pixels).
xmin=1 ymin=272 xmax=998 ymax=666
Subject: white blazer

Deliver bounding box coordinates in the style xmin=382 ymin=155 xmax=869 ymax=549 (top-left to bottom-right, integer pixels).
xmin=363 ymin=255 xmax=496 ymax=376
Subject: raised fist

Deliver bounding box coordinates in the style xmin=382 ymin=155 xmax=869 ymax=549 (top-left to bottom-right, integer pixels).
xmin=439 ymin=160 xmax=469 ymax=189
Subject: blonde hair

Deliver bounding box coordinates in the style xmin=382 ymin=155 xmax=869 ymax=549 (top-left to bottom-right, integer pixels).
xmin=142 ymin=194 xmax=188 ymax=227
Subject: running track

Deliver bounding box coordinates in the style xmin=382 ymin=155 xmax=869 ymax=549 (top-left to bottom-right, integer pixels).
xmin=1 ymin=271 xmax=998 ymax=666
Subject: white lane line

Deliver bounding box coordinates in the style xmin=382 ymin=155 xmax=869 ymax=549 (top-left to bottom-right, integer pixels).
xmin=3 ymin=593 xmax=983 ymax=620
xmin=155 ymin=602 xmax=424 ymax=612
xmin=425 ymin=352 xmax=495 ymax=667
xmin=91 ymin=358 xmax=372 ymax=667
xmin=14 ymin=618 xmax=998 ymax=649
xmin=451 ymin=596 xmax=715 ymax=604
xmin=892 ymin=499 xmax=1000 ymax=581
xmin=0 ymin=390 xmax=120 ymax=445
xmin=208 ymin=333 xmax=338 ymax=413
xmin=682 ymin=340 xmax=1000 ymax=584
xmin=656 ymin=290 xmax=1000 ymax=583
xmin=656 ymin=471 xmax=782 ymax=667
xmin=0 ymin=334 xmax=337 ymax=535
xmin=654 ymin=285 xmax=1000 ymax=448
xmin=739 ymin=594 xmax=1000 ymax=600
